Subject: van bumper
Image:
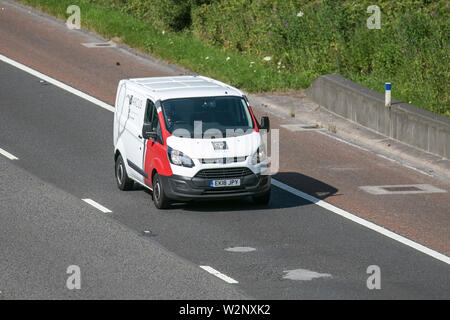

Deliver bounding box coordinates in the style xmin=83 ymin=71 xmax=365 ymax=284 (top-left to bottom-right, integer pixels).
xmin=159 ymin=173 xmax=271 ymax=201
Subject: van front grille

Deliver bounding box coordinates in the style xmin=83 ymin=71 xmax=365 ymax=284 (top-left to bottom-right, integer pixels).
xmin=200 ymin=156 xmax=247 ymax=164
xmin=195 ymin=167 xmax=254 ymax=179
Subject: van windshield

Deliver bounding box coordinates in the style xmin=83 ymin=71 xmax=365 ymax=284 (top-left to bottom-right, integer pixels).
xmin=161 ymin=96 xmax=255 ymax=138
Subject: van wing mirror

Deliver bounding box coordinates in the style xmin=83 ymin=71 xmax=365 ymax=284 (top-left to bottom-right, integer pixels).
xmin=142 ymin=123 xmax=157 ymax=140
xmin=260 ymin=116 xmax=270 ymax=132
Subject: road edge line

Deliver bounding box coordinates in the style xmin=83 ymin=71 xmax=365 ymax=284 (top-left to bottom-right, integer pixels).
xmin=272 ymin=178 xmax=450 ymax=265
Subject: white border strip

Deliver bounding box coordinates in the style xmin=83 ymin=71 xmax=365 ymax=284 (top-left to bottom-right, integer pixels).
xmin=82 ymin=199 xmax=112 ymax=213
xmin=1 ymin=53 xmax=448 ymax=266
xmin=272 ymin=179 xmax=450 ymax=265
xmin=200 ymin=266 xmax=239 ymax=284
xmin=0 ymin=53 xmax=115 ymax=113
xmin=0 ymin=147 xmax=18 ymax=160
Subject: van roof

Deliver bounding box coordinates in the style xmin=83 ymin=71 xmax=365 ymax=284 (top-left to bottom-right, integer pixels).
xmin=126 ymin=76 xmax=244 ymax=101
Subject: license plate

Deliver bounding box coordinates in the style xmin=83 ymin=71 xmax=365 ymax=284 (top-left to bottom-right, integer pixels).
xmin=210 ymin=179 xmax=241 ymax=188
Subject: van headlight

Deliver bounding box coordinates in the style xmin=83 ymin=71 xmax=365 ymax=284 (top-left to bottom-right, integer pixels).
xmin=251 ymin=145 xmax=267 ymax=165
xmin=167 ymin=146 xmax=194 ymax=168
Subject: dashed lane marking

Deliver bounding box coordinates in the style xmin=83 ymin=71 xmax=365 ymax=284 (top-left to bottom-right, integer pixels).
xmin=82 ymin=199 xmax=112 ymax=213
xmin=225 ymin=247 xmax=256 ymax=253
xmin=0 ymin=147 xmax=18 ymax=160
xmin=200 ymin=266 xmax=239 ymax=284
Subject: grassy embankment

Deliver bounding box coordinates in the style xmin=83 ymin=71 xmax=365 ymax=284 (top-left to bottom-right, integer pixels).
xmin=17 ymin=0 xmax=449 ymax=116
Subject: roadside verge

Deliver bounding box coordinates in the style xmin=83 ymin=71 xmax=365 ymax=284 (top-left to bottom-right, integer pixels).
xmin=306 ymin=74 xmax=450 ymax=160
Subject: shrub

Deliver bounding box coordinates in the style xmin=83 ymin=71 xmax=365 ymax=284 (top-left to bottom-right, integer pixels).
xmin=191 ymin=0 xmax=449 ymax=115
xmin=22 ymin=0 xmax=450 ymax=116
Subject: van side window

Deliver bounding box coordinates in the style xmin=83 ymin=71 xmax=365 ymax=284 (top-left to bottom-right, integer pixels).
xmin=151 ymin=108 xmax=159 ymax=133
xmin=144 ymin=99 xmax=155 ymax=123
xmin=145 ymin=99 xmax=162 ymax=144
xmin=145 ymin=100 xmax=159 ymax=129
xmin=156 ymin=121 xmax=163 ymax=144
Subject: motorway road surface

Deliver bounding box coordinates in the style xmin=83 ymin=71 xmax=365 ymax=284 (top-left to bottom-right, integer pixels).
xmin=0 ymin=154 xmax=247 ymax=299
xmin=0 ymin=0 xmax=449 ymax=299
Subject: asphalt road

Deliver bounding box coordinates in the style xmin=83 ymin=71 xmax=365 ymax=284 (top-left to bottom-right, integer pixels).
xmin=0 ymin=60 xmax=449 ymax=299
xmin=0 ymin=155 xmax=247 ymax=299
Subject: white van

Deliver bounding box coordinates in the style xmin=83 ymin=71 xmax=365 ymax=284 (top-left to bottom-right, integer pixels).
xmin=113 ymin=76 xmax=271 ymax=209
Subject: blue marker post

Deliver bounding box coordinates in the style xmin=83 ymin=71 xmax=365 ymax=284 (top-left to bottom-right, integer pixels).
xmin=385 ymin=82 xmax=391 ymax=107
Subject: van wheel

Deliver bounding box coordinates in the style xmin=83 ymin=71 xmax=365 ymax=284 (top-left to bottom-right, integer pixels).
xmin=152 ymin=173 xmax=171 ymax=209
xmin=252 ymin=189 xmax=271 ymax=206
xmin=115 ymin=155 xmax=134 ymax=191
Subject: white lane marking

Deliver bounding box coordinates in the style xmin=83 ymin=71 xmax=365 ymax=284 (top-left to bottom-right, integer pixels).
xmin=0 ymin=54 xmax=115 ymax=113
xmin=200 ymin=266 xmax=239 ymax=284
xmin=0 ymin=147 xmax=18 ymax=160
xmin=1 ymin=54 xmax=447 ymax=266
xmin=271 ymin=179 xmax=450 ymax=265
xmin=225 ymin=247 xmax=256 ymax=253
xmin=283 ymin=269 xmax=332 ymax=281
xmin=82 ymin=199 xmax=112 ymax=213
xmin=360 ymin=184 xmax=446 ymax=195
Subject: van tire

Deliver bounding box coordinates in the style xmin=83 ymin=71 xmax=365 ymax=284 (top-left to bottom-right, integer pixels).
xmin=115 ymin=155 xmax=134 ymax=191
xmin=152 ymin=173 xmax=171 ymax=209
xmin=252 ymin=189 xmax=271 ymax=206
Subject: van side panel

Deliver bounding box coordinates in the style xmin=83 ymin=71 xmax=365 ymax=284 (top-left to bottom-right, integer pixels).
xmin=113 ymin=81 xmax=127 ymax=147
xmin=120 ymin=89 xmax=146 ymax=183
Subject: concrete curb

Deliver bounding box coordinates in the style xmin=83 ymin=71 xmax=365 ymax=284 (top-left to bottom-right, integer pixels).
xmin=305 ymin=74 xmax=450 ymax=159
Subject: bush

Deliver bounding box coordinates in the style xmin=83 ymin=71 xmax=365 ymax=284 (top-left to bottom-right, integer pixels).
xmin=89 ymin=0 xmax=217 ymax=31
xmin=24 ymin=0 xmax=450 ymax=116
xmin=191 ymin=0 xmax=449 ymax=115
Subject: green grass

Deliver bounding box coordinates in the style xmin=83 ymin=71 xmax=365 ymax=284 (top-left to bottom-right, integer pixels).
xmin=16 ymin=0 xmax=306 ymax=92
xmin=15 ymin=0 xmax=449 ymax=117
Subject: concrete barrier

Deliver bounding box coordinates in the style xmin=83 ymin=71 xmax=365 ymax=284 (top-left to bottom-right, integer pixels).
xmin=305 ymin=74 xmax=450 ymax=159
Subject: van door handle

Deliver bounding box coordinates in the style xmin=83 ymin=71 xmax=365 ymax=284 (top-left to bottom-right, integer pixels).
xmin=138 ymin=135 xmax=143 ymax=139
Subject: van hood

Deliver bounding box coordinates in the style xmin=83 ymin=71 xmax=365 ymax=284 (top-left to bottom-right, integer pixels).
xmin=166 ymin=131 xmax=261 ymax=160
